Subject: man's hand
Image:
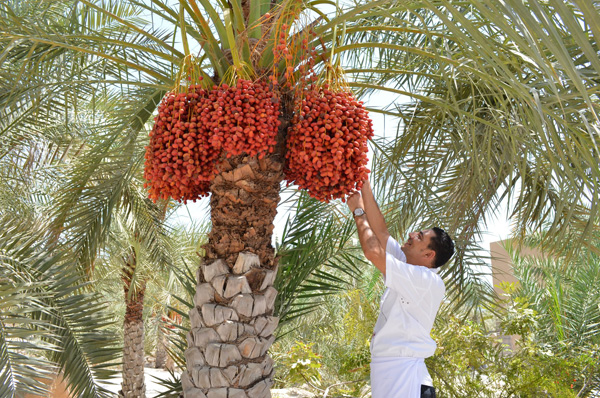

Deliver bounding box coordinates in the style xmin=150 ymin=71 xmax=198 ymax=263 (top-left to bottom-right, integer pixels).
xmin=346 ymin=191 xmax=364 ymax=212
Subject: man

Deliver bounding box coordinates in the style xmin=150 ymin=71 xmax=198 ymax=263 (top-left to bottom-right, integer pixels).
xmin=346 ymin=180 xmax=454 ymax=398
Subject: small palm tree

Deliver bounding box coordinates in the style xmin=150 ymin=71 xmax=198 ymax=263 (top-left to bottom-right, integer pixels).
xmin=0 ymin=80 xmax=122 ymax=397
xmin=101 ymin=214 xmax=163 ymax=398
xmin=511 ymin=235 xmax=600 ymax=347
xmin=509 ymin=238 xmax=600 ymax=395
xmin=0 ymin=218 xmax=121 ymax=398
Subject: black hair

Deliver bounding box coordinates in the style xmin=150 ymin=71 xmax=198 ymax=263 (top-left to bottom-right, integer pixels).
xmin=429 ymin=227 xmax=455 ymax=268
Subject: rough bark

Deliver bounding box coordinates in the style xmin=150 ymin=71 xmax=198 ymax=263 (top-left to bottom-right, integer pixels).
xmin=120 ymin=255 xmax=147 ymax=398
xmin=155 ymin=325 xmax=168 ymax=369
xmin=183 ymin=154 xmax=284 ymax=398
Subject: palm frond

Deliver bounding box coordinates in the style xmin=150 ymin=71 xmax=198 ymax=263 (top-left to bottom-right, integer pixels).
xmin=275 ymin=191 xmax=367 ymax=325
xmin=0 ymin=214 xmax=121 ymax=398
xmin=0 ymin=265 xmax=57 ymax=398
xmin=509 ymin=236 xmax=600 ymax=347
xmin=52 ymin=87 xmax=166 ymax=271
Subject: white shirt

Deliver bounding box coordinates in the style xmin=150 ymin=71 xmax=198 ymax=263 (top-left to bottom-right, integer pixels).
xmin=370 ymin=236 xmax=445 ymax=358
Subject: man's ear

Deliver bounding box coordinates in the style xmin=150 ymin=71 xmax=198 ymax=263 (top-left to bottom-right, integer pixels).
xmin=424 ymin=249 xmax=436 ymax=264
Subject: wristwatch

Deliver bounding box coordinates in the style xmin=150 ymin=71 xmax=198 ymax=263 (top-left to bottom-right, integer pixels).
xmin=353 ymin=208 xmax=366 ymax=217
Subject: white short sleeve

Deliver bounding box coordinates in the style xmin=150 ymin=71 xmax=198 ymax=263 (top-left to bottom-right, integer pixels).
xmin=386 ymin=236 xmax=406 ymax=262
xmin=385 ymin=237 xmax=444 ymax=303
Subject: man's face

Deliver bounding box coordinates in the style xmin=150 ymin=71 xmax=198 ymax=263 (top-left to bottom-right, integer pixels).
xmin=401 ymin=229 xmax=436 ymax=267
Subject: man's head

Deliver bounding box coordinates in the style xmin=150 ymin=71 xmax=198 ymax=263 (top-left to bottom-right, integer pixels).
xmin=401 ymin=227 xmax=455 ymax=268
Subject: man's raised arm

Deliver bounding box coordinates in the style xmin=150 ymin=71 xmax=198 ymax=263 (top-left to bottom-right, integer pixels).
xmin=361 ymin=180 xmax=390 ymax=248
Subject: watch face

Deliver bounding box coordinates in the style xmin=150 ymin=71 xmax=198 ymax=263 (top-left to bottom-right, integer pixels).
xmin=354 ymin=208 xmax=365 ymax=217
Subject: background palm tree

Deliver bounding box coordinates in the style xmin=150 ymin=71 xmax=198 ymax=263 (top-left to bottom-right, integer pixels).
xmin=0 ymin=5 xmax=174 ymax=394
xmin=509 ymin=237 xmax=600 ymax=395
xmin=0 ymin=215 xmax=123 ymax=398
xmin=1 ymin=0 xmax=599 ymax=397
xmin=0 ymin=139 xmax=121 ymax=398
xmin=101 ymin=212 xmax=167 ymax=398
xmin=0 ymin=48 xmax=124 ymax=396
xmin=511 ymin=233 xmax=600 ymax=353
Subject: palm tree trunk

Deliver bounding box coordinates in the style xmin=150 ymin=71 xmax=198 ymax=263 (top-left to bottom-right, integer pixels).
xmin=120 ymin=255 xmax=147 ymax=398
xmin=154 ymin=324 xmax=168 ymax=369
xmin=183 ymin=154 xmax=284 ymax=398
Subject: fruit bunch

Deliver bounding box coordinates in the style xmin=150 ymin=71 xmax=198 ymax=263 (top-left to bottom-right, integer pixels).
xmin=285 ymin=87 xmax=374 ymax=202
xmin=143 ymin=85 xmax=219 ymax=203
xmin=144 ymin=79 xmax=281 ymax=203
xmin=205 ymin=79 xmax=280 ymax=158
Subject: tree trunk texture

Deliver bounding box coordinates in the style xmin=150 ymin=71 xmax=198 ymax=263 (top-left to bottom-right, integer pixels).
xmin=120 ymin=261 xmax=147 ymax=398
xmin=154 ymin=325 xmax=168 ymax=369
xmin=183 ymin=154 xmax=284 ymax=398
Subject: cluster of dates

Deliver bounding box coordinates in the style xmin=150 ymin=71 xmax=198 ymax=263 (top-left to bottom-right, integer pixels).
xmin=144 ymin=80 xmax=374 ymax=203
xmin=205 ymin=80 xmax=280 ymax=158
xmin=284 ymin=86 xmax=374 ymax=202
xmin=143 ymin=87 xmax=216 ymax=203
xmin=143 ymin=79 xmax=280 ymax=203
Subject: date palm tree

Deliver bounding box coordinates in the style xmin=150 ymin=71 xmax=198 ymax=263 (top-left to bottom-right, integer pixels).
xmin=511 ymin=232 xmax=600 ymax=350
xmin=509 ymin=236 xmax=600 ymax=395
xmin=0 ymin=5 xmax=175 ymax=395
xmin=102 ymin=212 xmax=168 ymax=398
xmin=1 ymin=1 xmax=599 ymax=398
xmin=0 ymin=119 xmax=121 ymax=397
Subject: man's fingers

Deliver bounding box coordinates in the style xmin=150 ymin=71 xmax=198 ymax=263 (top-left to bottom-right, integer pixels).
xmin=347 ymin=192 xmax=361 ymax=204
xmin=346 ymin=191 xmax=361 ymax=210
xmin=348 ymin=191 xmax=360 ymax=198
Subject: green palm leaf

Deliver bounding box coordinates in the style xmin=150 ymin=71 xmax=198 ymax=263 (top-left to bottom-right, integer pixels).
xmin=275 ymin=191 xmax=367 ymax=325
xmin=0 ymin=215 xmax=121 ymax=398
xmin=51 ymin=86 xmax=166 ymax=271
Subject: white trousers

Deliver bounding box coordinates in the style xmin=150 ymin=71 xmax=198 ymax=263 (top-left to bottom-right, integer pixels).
xmin=370 ymin=357 xmax=432 ymax=398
